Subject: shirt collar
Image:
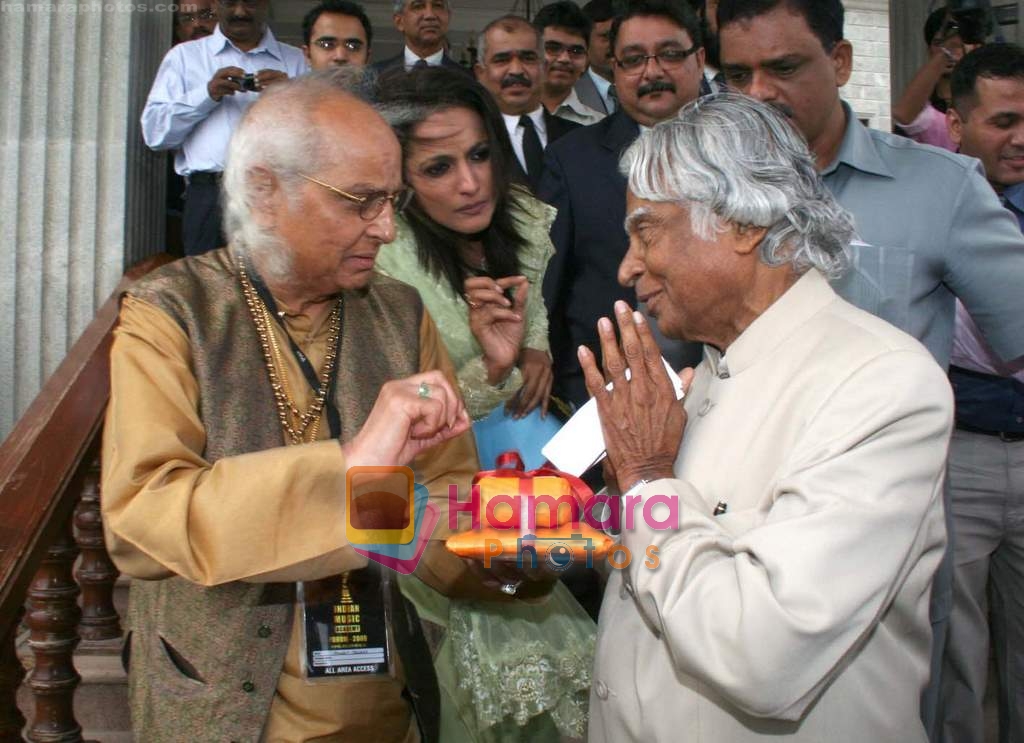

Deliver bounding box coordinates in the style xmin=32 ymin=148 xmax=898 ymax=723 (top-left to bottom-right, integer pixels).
xmin=503 ymin=107 xmax=546 ymax=136
xmin=1003 ymin=182 xmax=1024 ymax=213
xmin=404 ymin=47 xmax=445 ymax=67
xmin=589 ymin=68 xmax=612 ymax=95
xmin=820 ymin=101 xmax=894 ymax=179
xmin=210 ymin=24 xmax=283 ymax=60
xmin=704 ymin=269 xmax=837 ymax=378
xmin=555 ymin=88 xmax=597 ymax=118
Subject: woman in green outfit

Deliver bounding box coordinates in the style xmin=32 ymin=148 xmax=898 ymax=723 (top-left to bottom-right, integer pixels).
xmin=373 ymin=67 xmax=595 ymax=743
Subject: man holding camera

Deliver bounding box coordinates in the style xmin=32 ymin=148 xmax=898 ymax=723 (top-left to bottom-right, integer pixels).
xmin=141 ymin=0 xmax=307 ymax=256
xmin=893 ymin=7 xmax=984 ymax=151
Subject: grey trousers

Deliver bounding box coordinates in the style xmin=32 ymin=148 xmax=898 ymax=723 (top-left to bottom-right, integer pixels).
xmin=939 ymin=428 xmax=1024 ymax=743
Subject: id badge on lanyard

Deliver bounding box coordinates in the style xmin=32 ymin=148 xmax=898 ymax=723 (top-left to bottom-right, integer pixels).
xmin=298 ymin=568 xmax=396 ymax=681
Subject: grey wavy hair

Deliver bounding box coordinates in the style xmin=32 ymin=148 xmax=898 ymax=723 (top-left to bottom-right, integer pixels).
xmin=221 ymin=67 xmax=376 ymax=277
xmin=620 ymin=91 xmax=854 ymax=278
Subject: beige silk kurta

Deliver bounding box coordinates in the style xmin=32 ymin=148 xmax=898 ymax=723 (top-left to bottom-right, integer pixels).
xmin=589 ymin=270 xmax=954 ymax=743
xmin=103 ymin=289 xmax=478 ymax=742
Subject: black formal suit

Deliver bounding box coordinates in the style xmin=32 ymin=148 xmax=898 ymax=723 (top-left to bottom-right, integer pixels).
xmin=508 ymin=109 xmax=580 ymax=194
xmin=370 ymin=50 xmax=472 ymax=76
xmin=538 ymin=109 xmax=701 ymax=408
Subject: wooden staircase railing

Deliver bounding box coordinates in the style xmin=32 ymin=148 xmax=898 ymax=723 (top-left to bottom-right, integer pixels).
xmin=0 ymin=254 xmax=175 ymax=742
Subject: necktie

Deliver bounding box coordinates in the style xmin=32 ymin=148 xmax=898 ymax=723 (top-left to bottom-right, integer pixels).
xmin=413 ymin=58 xmax=429 ymax=69
xmin=519 ymin=114 xmax=544 ymax=192
xmin=607 ymin=84 xmax=618 ymax=113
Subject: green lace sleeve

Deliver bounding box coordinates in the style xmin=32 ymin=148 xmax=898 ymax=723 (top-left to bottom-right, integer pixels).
xmin=511 ymin=192 xmax=557 ymax=353
xmin=375 ymin=219 xmax=525 ymax=421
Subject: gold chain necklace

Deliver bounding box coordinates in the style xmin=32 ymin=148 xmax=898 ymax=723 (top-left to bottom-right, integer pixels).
xmin=237 ymin=259 xmax=342 ymax=445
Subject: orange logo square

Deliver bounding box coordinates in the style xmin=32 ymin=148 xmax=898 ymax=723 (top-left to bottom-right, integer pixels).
xmin=346 ymin=466 xmax=416 ymax=545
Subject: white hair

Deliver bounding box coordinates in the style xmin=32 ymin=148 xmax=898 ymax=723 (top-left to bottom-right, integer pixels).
xmin=620 ymin=91 xmax=854 ymax=278
xmin=221 ymin=67 xmax=374 ymax=278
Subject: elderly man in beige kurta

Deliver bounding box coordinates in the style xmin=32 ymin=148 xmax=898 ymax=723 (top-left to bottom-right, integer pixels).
xmin=579 ymin=93 xmax=954 ymax=742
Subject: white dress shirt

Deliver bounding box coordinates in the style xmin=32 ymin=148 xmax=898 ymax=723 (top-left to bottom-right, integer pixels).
xmin=501 ymin=107 xmax=547 ymax=175
xmin=141 ymin=26 xmax=307 ymax=176
xmin=549 ymin=87 xmax=605 ymax=126
xmin=587 ymin=68 xmax=615 ymax=113
xmin=403 ymin=47 xmax=445 ymax=69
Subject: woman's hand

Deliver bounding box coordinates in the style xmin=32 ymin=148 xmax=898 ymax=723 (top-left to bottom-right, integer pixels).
xmin=578 ymin=301 xmax=694 ymax=492
xmin=506 ymin=347 xmax=553 ymax=419
xmin=461 ymin=555 xmax=559 ymax=601
xmin=464 ymin=275 xmax=529 ymax=386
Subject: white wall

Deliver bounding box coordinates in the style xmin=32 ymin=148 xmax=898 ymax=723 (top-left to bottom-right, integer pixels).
xmin=843 ymin=0 xmax=892 ymax=132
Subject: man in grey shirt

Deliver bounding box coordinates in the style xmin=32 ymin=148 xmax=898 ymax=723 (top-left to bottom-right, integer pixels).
xmin=717 ymin=0 xmax=1024 ymax=739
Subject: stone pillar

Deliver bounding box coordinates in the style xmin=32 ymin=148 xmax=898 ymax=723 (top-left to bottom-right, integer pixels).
xmin=0 ymin=0 xmax=169 ymax=437
xmin=889 ymin=0 xmax=931 ymax=121
xmin=844 ymin=0 xmax=893 ymax=132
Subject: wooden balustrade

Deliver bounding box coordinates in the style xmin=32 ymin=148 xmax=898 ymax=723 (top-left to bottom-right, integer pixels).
xmin=73 ymin=456 xmax=121 ymax=645
xmin=0 ymin=254 xmax=173 ymax=743
xmin=24 ymin=525 xmax=81 ymax=743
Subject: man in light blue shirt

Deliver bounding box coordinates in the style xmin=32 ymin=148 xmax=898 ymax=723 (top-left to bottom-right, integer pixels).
xmin=718 ymin=1 xmax=1024 ymax=741
xmin=141 ymin=0 xmax=307 ymax=255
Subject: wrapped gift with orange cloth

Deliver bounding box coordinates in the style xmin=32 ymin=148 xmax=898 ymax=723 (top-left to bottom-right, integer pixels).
xmin=445 ymin=452 xmax=614 ymax=563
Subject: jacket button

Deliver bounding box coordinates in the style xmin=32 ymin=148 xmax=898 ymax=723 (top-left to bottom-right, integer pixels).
xmin=257 ymin=625 xmax=272 ymax=638
xmin=242 ymin=681 xmax=255 ymax=693
xmin=595 ymin=680 xmax=609 ymax=700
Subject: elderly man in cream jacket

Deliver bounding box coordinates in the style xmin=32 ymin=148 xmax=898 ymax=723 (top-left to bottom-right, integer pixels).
xmin=577 ymin=92 xmax=953 ymax=743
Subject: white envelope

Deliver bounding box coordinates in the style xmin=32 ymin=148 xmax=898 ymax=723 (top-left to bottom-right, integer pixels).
xmin=542 ymin=358 xmax=685 ymax=476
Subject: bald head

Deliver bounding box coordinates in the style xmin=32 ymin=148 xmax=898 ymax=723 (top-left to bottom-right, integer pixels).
xmin=224 ymin=68 xmax=397 ymax=246
xmin=223 ymin=70 xmax=403 ymax=297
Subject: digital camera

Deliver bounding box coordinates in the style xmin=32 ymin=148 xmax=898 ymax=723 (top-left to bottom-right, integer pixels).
xmin=229 ymin=73 xmax=258 ymax=92
xmin=940 ymin=1 xmax=993 ymax=45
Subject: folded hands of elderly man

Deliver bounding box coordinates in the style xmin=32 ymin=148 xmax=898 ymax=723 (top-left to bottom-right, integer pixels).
xmin=578 ymin=300 xmax=695 ymax=494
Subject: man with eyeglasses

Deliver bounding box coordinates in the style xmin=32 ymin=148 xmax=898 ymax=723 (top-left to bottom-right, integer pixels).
xmin=371 ymin=0 xmax=470 ymax=74
xmin=141 ymin=0 xmax=307 ymax=256
xmin=302 ymin=0 xmax=372 ymax=69
xmin=474 ymin=14 xmax=580 ymax=193
xmin=105 ymin=70 xmax=508 ymax=743
xmin=539 ymin=0 xmax=705 ymax=411
xmin=533 ymin=1 xmax=606 ymax=126
xmin=174 ymin=0 xmax=217 ymax=43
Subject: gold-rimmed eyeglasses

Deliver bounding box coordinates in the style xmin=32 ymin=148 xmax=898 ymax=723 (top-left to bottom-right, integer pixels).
xmin=298 ymin=173 xmax=414 ymax=221
xmin=615 ymin=44 xmax=701 ymax=75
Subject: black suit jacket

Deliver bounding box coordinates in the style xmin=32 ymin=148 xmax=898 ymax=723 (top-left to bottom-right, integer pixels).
xmin=537 ymin=110 xmax=638 ymax=407
xmin=538 ymin=110 xmax=702 ymax=407
xmin=509 ymin=110 xmax=580 ymax=194
xmin=369 ymin=51 xmax=472 ymax=77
